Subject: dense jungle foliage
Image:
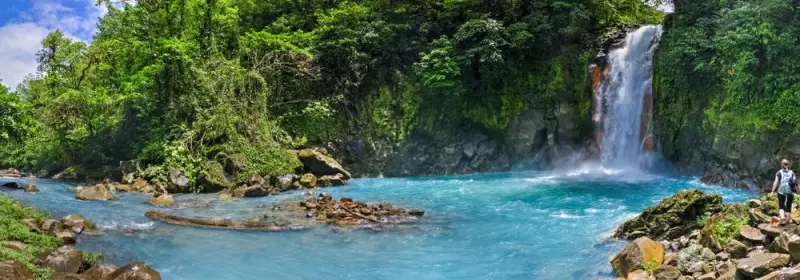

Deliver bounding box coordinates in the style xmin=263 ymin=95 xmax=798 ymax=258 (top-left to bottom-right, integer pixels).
xmin=0 ymin=0 xmax=662 ymax=187
xmin=655 ymin=0 xmax=800 ymax=158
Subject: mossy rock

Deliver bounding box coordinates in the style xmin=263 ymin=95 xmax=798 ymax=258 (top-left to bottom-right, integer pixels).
xmin=697 ymin=203 xmax=750 ymax=250
xmin=197 ymin=161 xmax=231 ymax=193
xmin=761 ymin=195 xmax=779 ymax=216
xmin=224 ymin=153 xmax=249 ymax=175
xmin=614 ymin=190 xmax=724 ymax=240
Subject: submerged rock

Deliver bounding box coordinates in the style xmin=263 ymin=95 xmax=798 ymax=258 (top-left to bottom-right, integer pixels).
xmin=0 ymin=181 xmax=21 ymax=189
xmin=62 ymin=214 xmax=96 ymax=234
xmin=145 ymin=211 xmax=302 ymax=231
xmin=297 ymin=149 xmax=352 ymax=180
xmin=610 ymin=237 xmax=664 ymax=277
xmin=23 ymin=184 xmax=38 ymax=192
xmin=148 ymin=194 xmax=175 ymax=207
xmin=614 ymin=190 xmax=724 ymax=240
xmin=0 ymin=260 xmax=33 ymax=280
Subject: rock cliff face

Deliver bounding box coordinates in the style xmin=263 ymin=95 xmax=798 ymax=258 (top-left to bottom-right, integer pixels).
xmin=337 ymin=102 xmax=592 ymax=178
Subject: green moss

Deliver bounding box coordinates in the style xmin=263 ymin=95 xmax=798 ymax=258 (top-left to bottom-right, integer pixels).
xmin=0 ymin=194 xmax=62 ymax=279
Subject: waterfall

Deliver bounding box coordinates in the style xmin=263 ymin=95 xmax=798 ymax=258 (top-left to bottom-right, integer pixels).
xmin=593 ymin=25 xmax=663 ymax=169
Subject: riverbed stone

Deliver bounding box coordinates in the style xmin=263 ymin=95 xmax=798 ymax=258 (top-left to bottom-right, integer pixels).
xmin=83 ymin=264 xmax=119 ymax=279
xmin=627 ymin=269 xmax=654 ymax=280
xmin=653 ymin=265 xmax=681 ymax=280
xmin=62 ymin=214 xmax=96 ymax=234
xmin=56 ymin=231 xmax=77 ymax=244
xmin=611 ymin=237 xmax=665 ymax=277
xmin=725 ymin=239 xmax=749 ymax=259
xmin=0 ymin=260 xmax=33 ymax=280
xmin=273 ymin=175 xmax=295 ymax=191
xmin=75 ymin=184 xmax=116 ymax=201
xmin=614 ymin=190 xmax=724 ymax=240
xmin=318 ymin=173 xmax=347 ymax=187
xmin=758 ymin=266 xmax=800 ymax=280
xmin=299 ymin=173 xmax=317 ymax=189
xmin=297 ymin=149 xmax=352 ymax=180
xmin=106 ymin=262 xmax=162 ymax=280
xmin=741 ymin=225 xmax=766 ymax=243
xmin=43 ymin=246 xmax=84 ymax=274
xmin=676 ymin=244 xmax=716 ymax=274
xmin=736 ymin=253 xmax=790 ymax=278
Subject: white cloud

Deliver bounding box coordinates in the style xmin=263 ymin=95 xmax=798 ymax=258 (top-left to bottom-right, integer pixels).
xmin=0 ymin=0 xmax=105 ymax=89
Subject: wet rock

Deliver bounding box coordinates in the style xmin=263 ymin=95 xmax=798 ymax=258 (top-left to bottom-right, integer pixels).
xmin=43 ymin=246 xmax=84 ymax=273
xmin=75 ymin=184 xmax=116 ymax=201
xmin=614 ymin=190 xmax=724 ymax=240
xmin=408 ymin=209 xmax=425 ymax=216
xmin=56 ymin=231 xmax=77 ymax=244
xmin=23 ymin=184 xmax=38 ymax=192
xmin=106 ymin=262 xmax=162 ymax=280
xmin=148 ymin=194 xmax=175 ymax=207
xmin=232 ymin=185 xmax=269 ymax=198
xmin=299 ymin=173 xmax=317 ymax=189
xmin=297 ymin=149 xmax=352 ymax=180
xmin=653 ymin=265 xmax=681 ymax=280
xmin=318 ymin=173 xmax=347 ymax=187
xmin=145 ymin=211 xmax=301 ymax=232
xmin=0 ymin=260 xmax=33 ymax=280
xmin=1 ymin=241 xmax=26 ymax=252
xmin=741 ymin=225 xmax=766 ymax=243
xmin=21 ymin=218 xmax=40 ymax=232
xmin=676 ymin=244 xmax=716 ymax=274
xmin=83 ymin=264 xmax=119 ymax=279
xmin=61 ymin=215 xmax=96 ymax=234
xmin=611 ymin=237 xmax=665 ymax=277
xmin=736 ymin=253 xmax=790 ymax=278
xmin=0 ymin=181 xmax=21 ymax=189
xmin=769 ymin=232 xmax=800 ymax=262
xmin=53 ymin=168 xmax=78 ymax=181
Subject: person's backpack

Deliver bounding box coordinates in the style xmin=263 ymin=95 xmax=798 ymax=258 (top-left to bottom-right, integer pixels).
xmin=792 ymin=172 xmax=798 ymax=192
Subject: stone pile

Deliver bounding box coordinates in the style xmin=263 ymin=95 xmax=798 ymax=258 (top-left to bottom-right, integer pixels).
xmin=281 ymin=193 xmax=425 ymax=227
xmin=611 ymin=191 xmax=800 ymax=280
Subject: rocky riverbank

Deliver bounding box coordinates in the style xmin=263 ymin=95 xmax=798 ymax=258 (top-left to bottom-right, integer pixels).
xmin=610 ymin=189 xmax=800 ymax=280
xmin=0 ymin=194 xmax=161 ymax=280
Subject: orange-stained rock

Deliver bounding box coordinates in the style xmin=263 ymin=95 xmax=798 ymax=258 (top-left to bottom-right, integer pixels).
xmin=611 ymin=237 xmax=665 ymax=277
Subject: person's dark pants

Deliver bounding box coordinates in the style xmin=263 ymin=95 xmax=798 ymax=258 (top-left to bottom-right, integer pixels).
xmin=779 ymin=193 xmax=794 ymax=214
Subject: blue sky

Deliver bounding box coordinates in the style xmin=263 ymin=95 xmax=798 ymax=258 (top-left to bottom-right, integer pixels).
xmin=0 ymin=0 xmax=104 ymax=89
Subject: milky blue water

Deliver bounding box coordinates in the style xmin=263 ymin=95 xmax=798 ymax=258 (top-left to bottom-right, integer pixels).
xmin=0 ymin=167 xmax=756 ymax=280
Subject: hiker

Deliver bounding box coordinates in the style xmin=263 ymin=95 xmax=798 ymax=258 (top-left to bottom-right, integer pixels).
xmin=771 ymin=158 xmax=797 ymax=225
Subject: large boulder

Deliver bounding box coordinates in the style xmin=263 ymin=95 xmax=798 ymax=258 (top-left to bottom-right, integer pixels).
xmin=736 ymin=253 xmax=790 ymax=278
xmin=197 ymin=161 xmax=232 ymax=193
xmin=318 ymin=174 xmax=347 ymax=187
xmin=297 ymin=149 xmax=352 ymax=180
xmin=676 ymin=244 xmax=716 ymax=274
xmin=273 ymin=175 xmax=296 ymax=192
xmin=0 ymin=182 xmax=21 ymax=189
xmin=614 ymin=190 xmax=724 ymax=240
xmin=75 ymin=184 xmax=116 ymax=201
xmin=42 ymin=219 xmax=64 ymax=235
xmin=770 ymin=232 xmax=800 ymax=262
xmin=106 ymin=262 xmax=162 ymax=280
xmin=0 ymin=260 xmax=33 ymax=280
xmin=611 ymin=237 xmax=665 ymax=277
xmin=43 ymin=246 xmax=84 ymax=274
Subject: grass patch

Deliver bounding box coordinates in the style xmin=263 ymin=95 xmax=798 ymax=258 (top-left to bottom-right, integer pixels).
xmin=0 ymin=194 xmax=62 ymax=279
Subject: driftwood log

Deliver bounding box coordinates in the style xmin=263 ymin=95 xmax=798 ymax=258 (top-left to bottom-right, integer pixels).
xmin=145 ymin=211 xmax=306 ymax=232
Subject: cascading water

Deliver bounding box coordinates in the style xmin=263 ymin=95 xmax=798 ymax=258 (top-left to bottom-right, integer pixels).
xmin=594 ymin=25 xmax=663 ymax=169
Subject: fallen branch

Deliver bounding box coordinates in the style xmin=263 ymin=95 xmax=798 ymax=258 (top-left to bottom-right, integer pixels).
xmin=145 ymin=211 xmax=306 ymax=232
